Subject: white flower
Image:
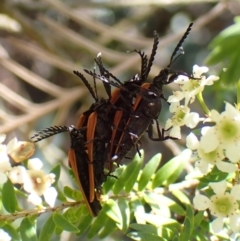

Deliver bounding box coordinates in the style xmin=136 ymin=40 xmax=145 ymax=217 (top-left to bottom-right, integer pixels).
xmin=172 ymin=65 xmax=219 ymax=105
xmin=187 ymin=133 xmax=237 ymax=174
xmin=7 ymin=138 xmax=35 ymax=163
xmin=165 ymin=105 xmax=200 ymax=139
xmin=23 ymin=170 xmax=57 ymax=207
xmin=24 ymin=170 xmax=55 ymax=196
xmin=193 ymin=181 xmax=240 ymax=233
xmin=0 ymin=229 xmax=11 ymax=241
xmin=200 ymin=103 xmax=240 ymax=163
xmin=8 ymin=166 xmax=27 ymax=184
xmin=28 ymin=158 xmax=43 ymax=170
xmin=27 ymin=193 xmax=42 ymax=206
xmin=0 ymin=142 xmax=12 ymax=184
xmin=192 ymin=65 xmax=209 ymax=77
xmin=44 ymin=187 xmax=58 ymax=207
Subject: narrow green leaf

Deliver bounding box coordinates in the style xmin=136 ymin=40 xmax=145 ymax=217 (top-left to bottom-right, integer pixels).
xmin=113 ymin=150 xmax=144 ymax=194
xmin=186 ymin=204 xmax=194 ymax=231
xmin=102 ymin=175 xmax=117 ymax=194
xmin=127 ymin=231 xmax=164 ymax=241
xmin=20 ymin=217 xmax=37 ymax=241
xmin=63 ymin=207 xmax=78 ymax=224
xmin=55 ymin=185 xmax=67 ymax=202
xmin=2 ymin=223 xmax=20 ymax=241
xmin=125 ymin=154 xmax=143 ymax=193
xmin=105 ymin=199 xmax=122 ymax=224
xmin=77 ymin=213 xmax=93 ymax=236
xmin=130 ymin=223 xmax=158 ymax=234
xmin=2 ymin=179 xmax=18 ymax=213
xmin=53 ymin=212 xmax=79 ymax=233
xmin=98 ymin=218 xmax=116 ymax=238
xmin=87 ymin=205 xmax=110 ymax=239
xmin=130 ymin=199 xmax=145 ymax=224
xmin=194 ymin=211 xmax=204 ymax=227
xmin=118 ymin=198 xmax=130 ymax=233
xmin=144 ymin=192 xmax=185 ymax=216
xmin=172 ymin=190 xmax=190 ymax=205
xmin=179 ymin=217 xmax=191 ymax=241
xmin=63 ymin=186 xmax=82 ymax=201
xmin=152 ymin=149 xmax=191 ymax=188
xmin=138 ymin=153 xmax=161 ymax=191
xmin=38 ymin=215 xmax=55 ymax=241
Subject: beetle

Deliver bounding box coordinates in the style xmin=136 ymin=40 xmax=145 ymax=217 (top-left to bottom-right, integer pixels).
xmin=30 ymin=125 xmax=101 ymax=217
xmin=87 ymin=23 xmax=193 ymax=166
xmin=73 ymin=56 xmax=121 ymax=202
xmin=112 ymin=23 xmax=193 ymax=164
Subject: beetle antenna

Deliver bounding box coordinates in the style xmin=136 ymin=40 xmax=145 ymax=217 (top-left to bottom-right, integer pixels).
xmin=92 ymin=65 xmax=98 ymax=100
xmin=73 ymin=70 xmax=98 ymax=101
xmin=144 ymin=30 xmax=159 ymax=79
xmin=168 ymin=23 xmax=193 ymax=67
xmin=95 ymin=54 xmax=112 ymax=99
xmin=134 ymin=49 xmax=148 ymax=83
xmin=30 ymin=125 xmax=72 ymax=142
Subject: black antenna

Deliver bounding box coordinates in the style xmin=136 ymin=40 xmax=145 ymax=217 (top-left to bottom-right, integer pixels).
xmin=168 ymin=23 xmax=193 ymax=67
xmin=73 ymin=70 xmax=98 ymax=102
xmin=30 ymin=125 xmax=72 ymax=142
xmin=144 ymin=30 xmax=159 ymax=79
xmin=134 ymin=49 xmax=148 ymax=82
xmin=95 ymin=54 xmax=112 ymax=99
xmin=92 ymin=66 xmax=98 ymax=100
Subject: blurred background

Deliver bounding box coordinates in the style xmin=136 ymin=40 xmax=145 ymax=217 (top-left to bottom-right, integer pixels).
xmin=0 ymin=0 xmax=239 ymax=240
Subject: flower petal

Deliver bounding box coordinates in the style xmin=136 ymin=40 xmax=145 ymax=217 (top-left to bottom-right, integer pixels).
xmin=193 ymin=194 xmax=210 ymax=210
xmin=216 ymin=161 xmax=237 ymax=173
xmin=186 ymin=133 xmax=199 ymax=150
xmin=231 ymin=185 xmax=240 ymax=200
xmin=230 ymin=214 xmax=240 ymax=233
xmin=44 ymin=187 xmax=57 ymax=207
xmin=211 ymin=217 xmax=224 ymax=233
xmin=209 ymin=181 xmax=227 ymax=195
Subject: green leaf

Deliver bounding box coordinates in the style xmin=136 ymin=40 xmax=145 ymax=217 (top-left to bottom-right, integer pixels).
xmin=194 ymin=211 xmax=204 ymax=227
xmin=53 ymin=212 xmax=79 ymax=233
xmin=130 ymin=199 xmax=145 ymax=224
xmin=130 ymin=224 xmax=175 ymax=240
xmin=172 ymin=190 xmax=190 ymax=205
xmin=55 ymin=226 xmax=63 ymax=236
xmin=179 ymin=206 xmax=194 ymax=241
xmin=152 ymin=149 xmax=191 ymax=188
xmin=63 ymin=186 xmax=82 ymax=200
xmin=63 ymin=207 xmax=78 ymax=223
xmin=2 ymin=223 xmax=20 ymax=241
xmin=138 ymin=153 xmax=161 ymax=191
xmin=38 ymin=215 xmax=55 ymax=241
xmin=118 ymin=198 xmax=130 ymax=233
xmin=198 ymin=165 xmax=228 ymax=189
xmin=87 ymin=204 xmax=110 ymax=239
xmin=205 ymin=19 xmax=240 ymax=85
xmin=77 ymin=212 xmax=93 ymax=236
xmin=98 ymin=218 xmax=116 ymax=238
xmin=130 ymin=223 xmax=158 ymax=234
xmin=144 ymin=193 xmax=185 ymax=216
xmin=127 ymin=231 xmax=165 ymax=241
xmin=113 ymin=150 xmax=144 ymax=194
xmin=102 ymin=175 xmax=117 ymax=194
xmin=20 ymin=217 xmax=37 ymax=241
xmin=105 ymin=199 xmax=122 ymax=224
xmin=2 ymin=179 xmax=18 ymax=213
